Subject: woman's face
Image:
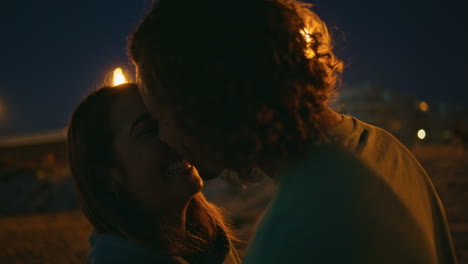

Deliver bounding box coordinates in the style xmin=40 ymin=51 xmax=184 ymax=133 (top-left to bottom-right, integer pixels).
xmin=109 ymin=87 xmax=203 ymax=211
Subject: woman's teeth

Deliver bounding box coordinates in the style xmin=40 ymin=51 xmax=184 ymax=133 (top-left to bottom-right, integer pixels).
xmin=167 ymin=161 xmax=192 ymax=175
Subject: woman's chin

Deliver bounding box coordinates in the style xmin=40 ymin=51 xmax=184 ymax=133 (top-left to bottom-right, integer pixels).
xmin=190 ymin=180 xmax=203 ymax=196
xmin=165 ymin=165 xmax=203 ymax=198
xmin=187 ymin=169 xmax=203 ymax=194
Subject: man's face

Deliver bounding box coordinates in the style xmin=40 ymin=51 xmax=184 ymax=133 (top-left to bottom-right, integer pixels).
xmin=137 ymin=71 xmax=225 ymax=180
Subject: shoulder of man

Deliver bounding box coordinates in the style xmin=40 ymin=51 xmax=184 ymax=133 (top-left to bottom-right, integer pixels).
xmin=244 ymin=145 xmax=436 ymax=264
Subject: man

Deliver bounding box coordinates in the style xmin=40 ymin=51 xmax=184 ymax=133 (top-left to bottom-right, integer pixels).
xmin=128 ymin=0 xmax=457 ymax=262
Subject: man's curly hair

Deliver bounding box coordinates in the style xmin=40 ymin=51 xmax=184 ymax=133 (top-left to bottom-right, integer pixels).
xmin=129 ymin=0 xmax=344 ymax=172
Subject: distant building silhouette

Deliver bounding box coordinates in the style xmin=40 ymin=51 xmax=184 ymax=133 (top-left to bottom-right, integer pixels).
xmin=0 ymin=129 xmax=67 ymax=169
xmin=335 ymin=81 xmax=468 ymax=147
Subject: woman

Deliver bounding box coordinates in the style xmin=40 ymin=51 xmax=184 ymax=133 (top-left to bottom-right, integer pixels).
xmin=67 ymin=83 xmax=241 ymax=264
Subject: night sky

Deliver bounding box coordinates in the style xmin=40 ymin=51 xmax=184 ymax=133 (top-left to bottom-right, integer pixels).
xmin=0 ymin=0 xmax=466 ymax=137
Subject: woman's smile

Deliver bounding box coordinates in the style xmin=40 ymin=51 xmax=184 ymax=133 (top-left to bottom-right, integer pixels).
xmin=165 ymin=160 xmax=193 ymax=176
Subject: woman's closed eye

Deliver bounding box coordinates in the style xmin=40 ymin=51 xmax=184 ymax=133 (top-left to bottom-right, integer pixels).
xmin=138 ymin=122 xmax=159 ymax=137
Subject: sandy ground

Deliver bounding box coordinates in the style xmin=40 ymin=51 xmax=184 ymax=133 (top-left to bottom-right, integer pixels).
xmin=0 ymin=145 xmax=466 ymax=263
xmin=0 ymin=211 xmax=91 ymax=264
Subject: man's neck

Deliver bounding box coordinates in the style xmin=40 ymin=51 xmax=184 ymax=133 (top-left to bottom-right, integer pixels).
xmin=261 ymin=108 xmax=342 ymax=178
xmin=317 ymin=108 xmax=343 ymax=128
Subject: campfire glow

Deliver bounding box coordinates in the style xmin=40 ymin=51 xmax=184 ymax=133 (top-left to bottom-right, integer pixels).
xmin=113 ymin=68 xmax=128 ymax=86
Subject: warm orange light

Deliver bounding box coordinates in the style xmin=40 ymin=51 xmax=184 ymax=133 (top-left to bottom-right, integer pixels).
xmin=300 ymin=28 xmax=315 ymax=59
xmin=418 ymin=101 xmax=429 ymax=112
xmin=301 ymin=28 xmax=312 ymax=43
xmin=113 ymin=68 xmax=128 ymax=86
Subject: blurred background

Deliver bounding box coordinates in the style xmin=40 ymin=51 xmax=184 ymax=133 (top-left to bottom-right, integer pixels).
xmin=1 ymin=0 xmax=467 ymax=263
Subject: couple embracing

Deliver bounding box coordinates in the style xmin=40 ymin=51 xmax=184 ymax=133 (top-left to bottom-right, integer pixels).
xmin=67 ymin=0 xmax=457 ymax=263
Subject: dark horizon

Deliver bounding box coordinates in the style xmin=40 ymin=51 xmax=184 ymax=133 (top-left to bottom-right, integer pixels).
xmin=0 ymin=0 xmax=466 ymax=137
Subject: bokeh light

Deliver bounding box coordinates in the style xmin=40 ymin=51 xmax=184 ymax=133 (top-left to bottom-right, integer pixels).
xmin=419 ymin=101 xmax=429 ymax=112
xmin=417 ymin=129 xmax=426 ymax=140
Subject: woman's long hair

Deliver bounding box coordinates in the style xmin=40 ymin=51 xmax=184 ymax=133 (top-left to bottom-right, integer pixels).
xmin=67 ymin=83 xmax=236 ymax=255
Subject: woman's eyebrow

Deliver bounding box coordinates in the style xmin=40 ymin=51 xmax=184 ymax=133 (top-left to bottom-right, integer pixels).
xmin=130 ymin=112 xmax=152 ymax=132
